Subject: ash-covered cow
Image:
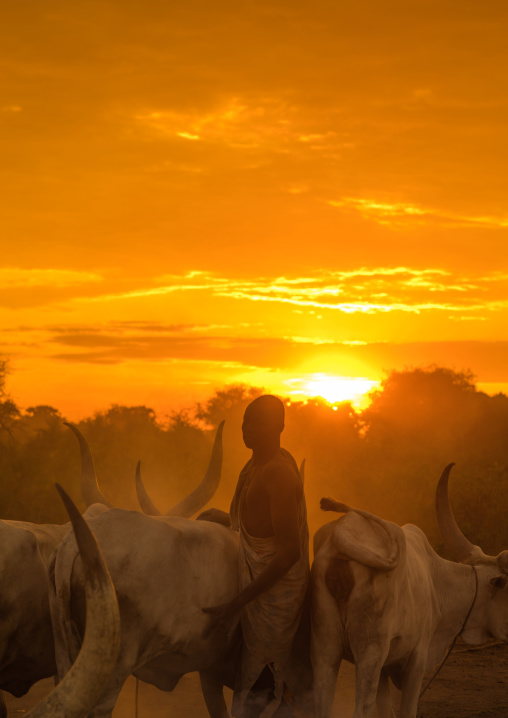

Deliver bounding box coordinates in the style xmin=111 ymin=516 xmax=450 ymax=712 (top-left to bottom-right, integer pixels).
xmin=30 ymin=484 xmax=120 ymax=718
xmin=51 ymin=421 xmax=243 ymax=718
xmin=0 ymin=495 xmax=107 ymax=715
xmin=0 ymin=421 xmax=222 ymax=717
xmin=52 ymin=426 xmax=313 ymax=718
xmin=311 ymin=463 xmax=508 ymax=718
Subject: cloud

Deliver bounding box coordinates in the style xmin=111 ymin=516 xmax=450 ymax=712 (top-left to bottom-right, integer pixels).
xmin=176 ymin=132 xmax=201 ymax=141
xmin=50 ymin=332 xmax=288 ymax=366
xmin=0 ymin=268 xmax=102 ymax=288
xmin=48 ymin=321 xmax=197 ymax=335
xmin=36 ymin=321 xmax=372 ymax=367
xmin=79 ymin=267 xmax=508 ymax=317
xmin=42 ymin=326 xmax=508 ymax=388
xmin=135 ymin=98 xmax=283 ymax=146
xmin=0 ymin=269 xmax=106 ymax=310
xmin=330 ymin=197 xmax=508 ymax=229
xmin=133 ymin=96 xmax=347 ymax=160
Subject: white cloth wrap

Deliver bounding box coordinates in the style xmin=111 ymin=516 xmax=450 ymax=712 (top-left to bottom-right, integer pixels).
xmin=230 ymin=450 xmax=309 ymax=718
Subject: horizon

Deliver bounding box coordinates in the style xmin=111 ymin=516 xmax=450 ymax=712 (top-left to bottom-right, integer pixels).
xmin=3 ymin=360 xmax=506 ymax=423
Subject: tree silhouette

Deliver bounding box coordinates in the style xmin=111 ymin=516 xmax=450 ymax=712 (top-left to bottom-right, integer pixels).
xmin=0 ymin=358 xmax=506 ymax=553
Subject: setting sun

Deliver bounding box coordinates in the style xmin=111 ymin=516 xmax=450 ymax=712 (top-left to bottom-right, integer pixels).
xmin=285 ymin=374 xmax=379 ymax=407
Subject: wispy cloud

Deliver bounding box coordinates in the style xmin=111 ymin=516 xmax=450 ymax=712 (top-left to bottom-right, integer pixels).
xmin=3 ymin=319 xmax=381 ymax=370
xmin=79 ymin=267 xmax=508 ymax=317
xmin=0 ymin=268 xmax=102 ymax=288
xmin=133 ymin=96 xmax=348 ymax=158
xmin=135 ymin=97 xmax=289 ymax=147
xmin=330 ymin=197 xmax=508 ymax=229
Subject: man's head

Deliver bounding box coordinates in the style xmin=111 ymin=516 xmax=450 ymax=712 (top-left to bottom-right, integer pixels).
xmin=242 ymin=395 xmax=285 ymax=451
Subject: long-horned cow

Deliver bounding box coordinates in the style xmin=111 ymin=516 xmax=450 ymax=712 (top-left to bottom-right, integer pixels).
xmin=0 ymin=494 xmax=108 ymax=716
xmin=0 ymin=421 xmax=222 ymax=717
xmin=52 ymin=426 xmax=313 ymax=718
xmin=29 ymin=484 xmax=120 ymax=718
xmin=51 ymin=421 xmax=245 ymax=718
xmin=311 ymin=463 xmax=508 ymax=718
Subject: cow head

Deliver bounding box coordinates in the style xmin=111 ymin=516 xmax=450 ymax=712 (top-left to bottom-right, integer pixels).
xmin=435 ymin=464 xmax=508 ymax=643
xmin=485 ymin=569 xmax=508 ymax=643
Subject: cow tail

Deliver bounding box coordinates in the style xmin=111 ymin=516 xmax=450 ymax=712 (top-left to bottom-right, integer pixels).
xmin=325 ymin=503 xmax=406 ymax=572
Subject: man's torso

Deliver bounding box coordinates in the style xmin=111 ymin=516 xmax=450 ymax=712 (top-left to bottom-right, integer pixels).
xmin=238 ymin=449 xmax=303 ymax=539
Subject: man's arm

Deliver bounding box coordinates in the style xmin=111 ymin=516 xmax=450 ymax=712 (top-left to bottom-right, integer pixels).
xmin=230 ymin=466 xmax=301 ymax=606
xmin=196 ymin=508 xmax=231 ymax=526
xmin=202 ymin=466 xmax=301 ymax=625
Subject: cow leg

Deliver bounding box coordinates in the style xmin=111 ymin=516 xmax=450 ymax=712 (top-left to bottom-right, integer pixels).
xmin=0 ymin=691 xmax=6 ymax=718
xmin=398 ymin=651 xmax=426 ymax=718
xmin=199 ymin=671 xmax=229 ymax=718
xmin=375 ymin=671 xmax=396 ymax=718
xmin=311 ymin=582 xmax=343 ymax=718
xmin=352 ymin=645 xmax=387 ymax=718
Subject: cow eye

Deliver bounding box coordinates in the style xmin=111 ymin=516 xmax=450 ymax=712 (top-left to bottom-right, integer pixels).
xmin=490 ymin=576 xmax=508 ymax=590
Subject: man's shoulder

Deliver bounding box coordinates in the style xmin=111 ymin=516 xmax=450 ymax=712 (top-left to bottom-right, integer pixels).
xmin=271 ymin=448 xmax=299 ymax=471
xmin=260 ymin=450 xmax=301 ymax=487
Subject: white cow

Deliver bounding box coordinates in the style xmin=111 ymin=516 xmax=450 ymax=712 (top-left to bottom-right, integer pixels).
xmin=52 ymin=428 xmax=313 ymax=718
xmin=0 ymin=501 xmax=108 ymax=715
xmin=29 ymin=484 xmax=120 ymax=718
xmin=51 ymin=420 xmax=243 ymax=718
xmin=52 ymin=502 xmax=241 ymax=717
xmin=311 ymin=463 xmax=508 ymax=718
xmin=0 ymin=421 xmax=222 ymax=716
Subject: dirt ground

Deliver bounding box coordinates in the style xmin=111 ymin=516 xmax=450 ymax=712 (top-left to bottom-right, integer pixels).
xmin=5 ymin=642 xmax=508 ymax=717
xmin=417 ymin=642 xmax=508 ymax=718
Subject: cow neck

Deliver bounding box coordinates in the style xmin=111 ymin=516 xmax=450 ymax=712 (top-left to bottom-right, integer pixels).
xmin=420 ymin=565 xmax=478 ymax=698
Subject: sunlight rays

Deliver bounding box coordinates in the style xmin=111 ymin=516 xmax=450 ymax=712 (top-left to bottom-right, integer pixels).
xmin=284 ymin=373 xmax=379 ymax=408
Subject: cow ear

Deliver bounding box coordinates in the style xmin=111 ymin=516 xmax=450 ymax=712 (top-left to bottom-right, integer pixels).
xmin=490 ymin=575 xmax=508 ymax=590
xmin=496 ymin=550 xmax=508 ymax=574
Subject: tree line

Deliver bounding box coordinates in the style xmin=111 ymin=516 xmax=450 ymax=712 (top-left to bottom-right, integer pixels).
xmin=0 ymin=360 xmax=507 ymax=555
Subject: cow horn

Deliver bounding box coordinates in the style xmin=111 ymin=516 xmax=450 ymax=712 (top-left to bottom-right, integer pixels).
xmin=28 ymin=485 xmax=120 ymax=717
xmin=64 ymin=423 xmax=113 ymax=509
xmin=435 ymin=463 xmax=487 ymax=564
xmin=135 ymin=461 xmax=161 ymax=516
xmin=299 ymin=459 xmax=305 ymax=486
xmin=164 ymin=421 xmax=224 ymax=517
xmin=134 ymin=421 xmax=224 ymax=518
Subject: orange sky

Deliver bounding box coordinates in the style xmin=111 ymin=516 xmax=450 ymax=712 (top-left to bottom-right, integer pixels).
xmin=1 ymin=1 xmax=508 ymax=419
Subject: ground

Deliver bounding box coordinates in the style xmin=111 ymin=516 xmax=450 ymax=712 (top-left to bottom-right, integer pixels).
xmin=5 ymin=643 xmax=508 ymax=717
xmin=417 ymin=642 xmax=508 ymax=718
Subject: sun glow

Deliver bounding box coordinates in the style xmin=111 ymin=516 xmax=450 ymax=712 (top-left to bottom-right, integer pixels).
xmin=285 ymin=374 xmax=379 ymax=408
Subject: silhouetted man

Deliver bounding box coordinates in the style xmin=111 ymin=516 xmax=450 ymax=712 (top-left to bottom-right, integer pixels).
xmin=203 ymin=395 xmax=310 ymax=718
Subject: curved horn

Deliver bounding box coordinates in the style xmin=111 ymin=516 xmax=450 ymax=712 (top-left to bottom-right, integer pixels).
xmin=165 ymin=421 xmax=225 ymax=517
xmin=28 ymin=485 xmax=120 ymax=717
xmin=435 ymin=463 xmax=486 ymax=563
xmin=135 ymin=461 xmax=161 ymax=516
xmin=299 ymin=459 xmax=305 ymax=486
xmin=64 ymin=423 xmax=113 ymax=509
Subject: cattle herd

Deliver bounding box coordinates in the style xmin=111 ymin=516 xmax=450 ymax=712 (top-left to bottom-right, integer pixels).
xmin=1 ymin=422 xmax=507 ymax=718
